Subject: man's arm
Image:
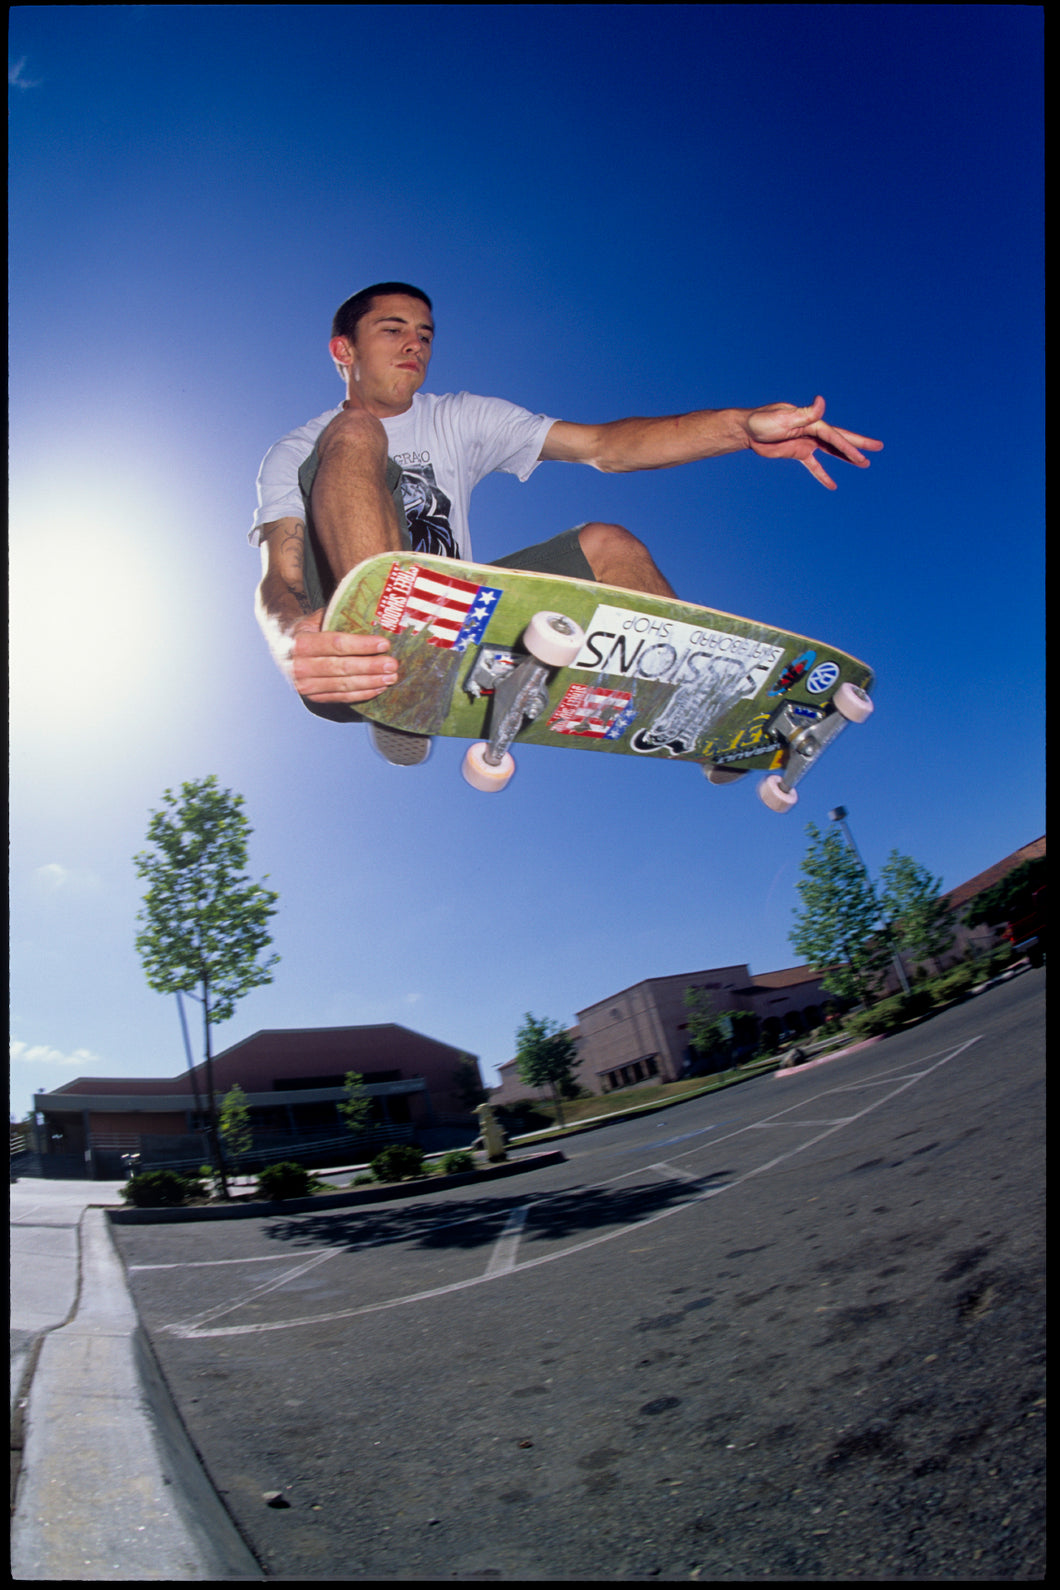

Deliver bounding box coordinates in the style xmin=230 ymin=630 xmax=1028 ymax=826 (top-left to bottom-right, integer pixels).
xmin=255 ymin=517 xmax=398 ymax=704
xmin=540 ymin=396 xmax=882 ymax=490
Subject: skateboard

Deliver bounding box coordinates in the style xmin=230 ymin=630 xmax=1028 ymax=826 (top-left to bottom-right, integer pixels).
xmin=322 ymin=552 xmax=874 ymax=811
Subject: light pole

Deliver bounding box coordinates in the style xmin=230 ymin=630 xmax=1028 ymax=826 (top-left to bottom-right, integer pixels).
xmin=829 ymin=806 xmax=911 ymax=996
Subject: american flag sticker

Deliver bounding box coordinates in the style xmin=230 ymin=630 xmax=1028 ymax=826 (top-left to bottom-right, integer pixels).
xmin=373 ymin=563 xmax=502 ymax=651
xmin=548 ymin=683 xmax=637 ymax=740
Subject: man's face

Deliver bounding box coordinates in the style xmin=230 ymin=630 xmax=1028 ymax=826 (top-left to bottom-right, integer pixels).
xmin=330 ymin=294 xmax=435 ymax=416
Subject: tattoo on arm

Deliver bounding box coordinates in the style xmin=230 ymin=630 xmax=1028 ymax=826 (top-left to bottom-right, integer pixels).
xmin=280 ymin=525 xmax=305 ymax=573
xmin=279 ymin=521 xmax=311 ymax=611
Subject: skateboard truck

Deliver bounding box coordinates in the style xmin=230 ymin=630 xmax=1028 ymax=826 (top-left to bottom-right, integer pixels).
xmin=462 ymin=611 xmax=586 ymax=791
xmin=758 ymin=684 xmax=874 ymax=811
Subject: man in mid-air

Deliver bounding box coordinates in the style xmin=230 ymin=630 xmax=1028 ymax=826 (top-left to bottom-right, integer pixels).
xmin=252 ymin=282 xmax=882 ymax=755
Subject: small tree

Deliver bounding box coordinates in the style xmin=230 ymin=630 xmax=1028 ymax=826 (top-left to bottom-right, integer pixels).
xmin=513 ymin=1013 xmax=579 ymax=1128
xmin=878 ymin=851 xmax=956 ymax=975
xmin=134 ymin=776 xmax=279 ymax=1198
xmin=790 ymin=822 xmax=892 ymax=1005
xmin=684 ymin=988 xmax=730 ymax=1071
xmin=218 ymin=1084 xmax=253 ymax=1175
xmin=338 ymin=1071 xmax=373 ymax=1138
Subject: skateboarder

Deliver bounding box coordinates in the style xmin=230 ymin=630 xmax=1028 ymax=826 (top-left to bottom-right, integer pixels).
xmin=253 ymin=281 xmax=882 ymax=729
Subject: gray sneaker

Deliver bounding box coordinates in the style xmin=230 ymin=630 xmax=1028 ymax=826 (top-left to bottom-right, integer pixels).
xmin=369 ymin=722 xmax=432 ymax=766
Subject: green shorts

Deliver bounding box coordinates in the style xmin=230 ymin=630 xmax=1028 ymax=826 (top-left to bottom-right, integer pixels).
xmin=489 ymin=525 xmax=595 ymax=581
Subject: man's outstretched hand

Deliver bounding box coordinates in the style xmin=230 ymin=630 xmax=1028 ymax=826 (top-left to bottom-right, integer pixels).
xmin=746 ymin=396 xmax=883 ymax=489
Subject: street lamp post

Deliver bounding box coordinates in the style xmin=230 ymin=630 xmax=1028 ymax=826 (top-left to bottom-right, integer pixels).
xmin=829 ymin=806 xmax=911 ymax=996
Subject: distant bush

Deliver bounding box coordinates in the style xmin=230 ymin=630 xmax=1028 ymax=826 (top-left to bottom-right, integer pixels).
xmin=843 ymin=988 xmax=935 ymax=1039
xmin=370 ymin=1143 xmax=426 ymax=1182
xmin=256 ymin=1161 xmax=312 ymax=1201
xmin=925 ymin=963 xmax=983 ymax=1002
xmin=122 ymin=1169 xmax=205 ymax=1208
xmin=438 ymin=1150 xmax=475 ymax=1176
xmin=498 ymin=1099 xmax=552 ymax=1130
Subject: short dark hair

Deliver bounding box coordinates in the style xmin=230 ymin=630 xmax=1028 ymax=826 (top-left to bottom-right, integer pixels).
xmin=331 ymin=282 xmax=433 ymax=343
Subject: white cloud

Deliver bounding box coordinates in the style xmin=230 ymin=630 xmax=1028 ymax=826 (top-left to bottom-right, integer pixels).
xmin=10 ymin=1039 xmax=103 ymax=1070
xmin=33 ymin=862 xmax=102 ymax=893
xmin=9 ymin=57 xmax=43 ymax=90
xmin=35 ymin=863 xmax=70 ymax=891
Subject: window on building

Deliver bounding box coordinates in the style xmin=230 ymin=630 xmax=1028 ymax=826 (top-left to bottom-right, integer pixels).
xmin=603 ymin=1056 xmax=659 ymax=1091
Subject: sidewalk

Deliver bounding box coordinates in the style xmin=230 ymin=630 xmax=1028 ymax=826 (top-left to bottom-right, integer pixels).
xmin=10 ymin=1180 xmax=262 ymax=1581
xmin=10 ymin=1152 xmax=563 ymax=1576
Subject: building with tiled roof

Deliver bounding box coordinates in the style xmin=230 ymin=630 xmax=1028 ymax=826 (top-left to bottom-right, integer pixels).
xmin=491 ymin=959 xmax=836 ymax=1105
xmin=941 ymin=836 xmax=1045 ymax=913
xmin=30 ymin=1024 xmax=483 ymax=1178
xmin=491 ymin=837 xmax=1045 ymax=1105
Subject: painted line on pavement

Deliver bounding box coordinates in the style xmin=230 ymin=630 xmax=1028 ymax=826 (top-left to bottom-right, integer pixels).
xmin=484 ymin=1205 xmax=529 ymax=1275
xmin=165 ymin=1036 xmax=981 ymax=1339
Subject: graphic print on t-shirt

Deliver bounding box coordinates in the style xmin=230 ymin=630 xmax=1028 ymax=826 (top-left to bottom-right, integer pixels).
xmin=395 ymin=462 xmax=457 ymax=558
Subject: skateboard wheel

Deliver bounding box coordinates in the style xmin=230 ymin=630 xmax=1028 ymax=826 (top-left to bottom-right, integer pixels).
xmin=522 ymin=611 xmax=586 ymax=668
xmin=758 ymin=774 xmax=799 ymax=813
xmin=462 ymin=742 xmax=516 ymax=792
xmin=832 ymin=683 xmax=874 ymax=724
xmin=705 ymin=765 xmax=747 ymax=785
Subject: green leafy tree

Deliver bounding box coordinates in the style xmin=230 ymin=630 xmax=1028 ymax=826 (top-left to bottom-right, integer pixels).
xmin=790 ymin=822 xmax=892 ymax=1005
xmin=338 ymin=1071 xmax=373 ymax=1137
xmin=134 ymin=776 xmax=279 ymax=1197
xmin=684 ymin=988 xmax=730 ymax=1070
xmin=962 ymin=856 xmax=1047 ymax=930
xmin=218 ymin=1084 xmax=253 ymax=1174
xmin=513 ymin=1013 xmax=579 ymax=1128
xmin=878 ymin=851 xmax=956 ymax=975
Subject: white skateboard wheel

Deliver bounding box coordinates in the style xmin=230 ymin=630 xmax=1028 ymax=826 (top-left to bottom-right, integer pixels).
xmin=832 ymin=682 xmax=874 ymax=724
xmin=522 ymin=611 xmax=586 ymax=668
xmin=758 ymin=774 xmax=799 ymax=813
xmin=462 ymin=742 xmax=516 ymax=792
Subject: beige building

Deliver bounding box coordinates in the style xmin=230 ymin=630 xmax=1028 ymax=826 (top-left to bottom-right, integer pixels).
xmin=492 ymin=836 xmax=1046 ymax=1106
xmin=491 ymin=961 xmax=833 ymax=1106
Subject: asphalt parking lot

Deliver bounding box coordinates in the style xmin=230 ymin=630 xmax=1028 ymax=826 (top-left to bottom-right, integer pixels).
xmin=112 ymin=969 xmax=1045 ymax=1580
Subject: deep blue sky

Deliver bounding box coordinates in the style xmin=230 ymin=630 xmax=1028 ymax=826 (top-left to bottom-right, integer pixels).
xmin=9 ymin=5 xmax=1043 ymax=1119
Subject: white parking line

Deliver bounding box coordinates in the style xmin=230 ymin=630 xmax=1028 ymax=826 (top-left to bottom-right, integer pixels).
xmin=649 ymin=1161 xmax=701 ymax=1182
xmin=166 ymin=1035 xmax=982 ymax=1340
xmin=484 ymin=1205 xmax=529 ymax=1275
xmin=749 ymin=1118 xmax=859 ymax=1128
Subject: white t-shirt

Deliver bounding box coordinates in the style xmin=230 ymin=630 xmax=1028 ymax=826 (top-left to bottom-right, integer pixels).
xmin=250 ymin=390 xmax=557 ymax=561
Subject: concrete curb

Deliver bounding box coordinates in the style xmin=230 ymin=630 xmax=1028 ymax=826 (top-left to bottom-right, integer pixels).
xmin=105 ymin=1149 xmax=566 ymax=1226
xmin=10 ymin=1208 xmax=263 ymax=1581
xmin=501 ymin=1066 xmax=786 ymax=1149
xmin=774 ymin=1035 xmax=884 ymax=1075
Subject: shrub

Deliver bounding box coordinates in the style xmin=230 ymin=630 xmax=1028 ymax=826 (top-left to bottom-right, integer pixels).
xmin=498 ymin=1099 xmax=551 ymax=1130
xmin=122 ymin=1169 xmax=205 ymax=1208
xmin=439 ymin=1149 xmax=475 ymax=1176
xmin=370 ymin=1143 xmax=426 ymax=1182
xmin=256 ymin=1161 xmax=312 ymax=1201
xmin=927 ymin=963 xmax=981 ymax=1003
xmin=843 ymin=988 xmax=934 ymax=1039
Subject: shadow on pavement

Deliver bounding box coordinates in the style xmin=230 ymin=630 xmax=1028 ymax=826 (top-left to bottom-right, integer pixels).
xmin=260 ymin=1171 xmax=732 ymax=1255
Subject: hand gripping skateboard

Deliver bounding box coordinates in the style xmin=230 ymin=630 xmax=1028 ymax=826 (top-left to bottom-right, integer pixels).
xmin=322 ymin=552 xmax=874 ymax=812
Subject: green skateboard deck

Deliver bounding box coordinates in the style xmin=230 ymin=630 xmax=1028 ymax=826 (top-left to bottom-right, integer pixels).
xmin=322 ymin=552 xmax=875 ymax=809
